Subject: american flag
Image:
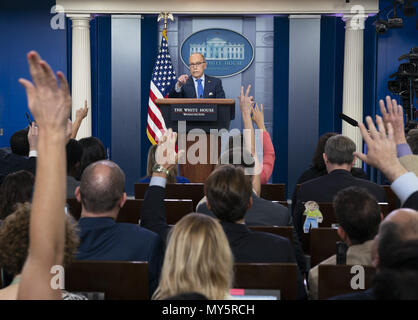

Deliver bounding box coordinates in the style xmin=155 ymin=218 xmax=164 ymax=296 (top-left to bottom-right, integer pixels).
xmin=146 ymin=29 xmax=177 ymax=145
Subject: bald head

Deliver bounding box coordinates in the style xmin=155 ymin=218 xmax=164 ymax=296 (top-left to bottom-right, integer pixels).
xmin=377 ymin=208 xmax=418 ymax=269
xmin=382 ymin=208 xmax=418 ymax=241
xmin=79 ymin=160 xmax=125 ymax=213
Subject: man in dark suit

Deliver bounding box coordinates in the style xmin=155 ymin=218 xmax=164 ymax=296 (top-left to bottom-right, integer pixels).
xmin=196 ymin=147 xmax=307 ymax=275
xmin=140 ymin=130 xmax=307 ymax=299
xmin=292 ymin=134 xmax=386 ymax=239
xmin=0 ymin=125 xmax=38 ymax=184
xmin=168 ymin=53 xmax=225 ymax=99
xmin=74 ymin=160 xmax=163 ymax=296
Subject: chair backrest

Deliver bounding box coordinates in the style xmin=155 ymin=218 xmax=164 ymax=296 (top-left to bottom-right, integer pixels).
xmin=67 ymin=198 xmax=193 ymax=225
xmin=383 ymin=185 xmax=399 ymax=213
xmin=248 ymin=226 xmax=294 ymax=245
xmin=65 ymin=261 xmax=149 ymax=300
xmin=310 ymin=227 xmax=341 ymax=267
xmin=318 ymin=264 xmax=376 ymax=300
xmin=134 ymin=183 xmax=204 ymax=211
xmin=233 ymin=263 xmax=298 ymax=300
xmin=271 ymin=200 xmax=289 ymax=207
xmin=260 ymin=184 xmax=286 ymax=201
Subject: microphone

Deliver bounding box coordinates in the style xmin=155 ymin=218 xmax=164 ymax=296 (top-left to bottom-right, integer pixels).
xmin=339 ymin=113 xmax=358 ymax=127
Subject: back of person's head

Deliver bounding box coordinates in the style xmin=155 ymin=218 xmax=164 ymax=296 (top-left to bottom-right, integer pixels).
xmin=0 ymin=203 xmax=79 ymax=275
xmin=377 ymin=209 xmax=418 ymax=268
xmin=0 ymin=170 xmax=34 ymax=220
xmin=79 ymin=160 xmax=125 ymax=213
xmin=205 ymin=164 xmax=253 ymax=222
xmin=312 ymin=132 xmax=338 ymax=170
xmin=66 ymin=139 xmax=83 ymax=176
xmin=217 ymin=147 xmax=255 ymax=172
xmin=146 ymin=144 xmax=177 ymax=183
xmin=78 ymin=137 xmax=106 ymax=176
xmin=373 ymin=240 xmax=418 ymax=300
xmin=10 ymin=129 xmax=29 ymax=157
xmin=407 ymin=129 xmax=418 ymax=155
xmin=333 ymin=187 xmax=381 ymax=244
xmin=153 ymin=213 xmax=233 ymax=300
xmin=324 ymin=135 xmax=356 ymax=165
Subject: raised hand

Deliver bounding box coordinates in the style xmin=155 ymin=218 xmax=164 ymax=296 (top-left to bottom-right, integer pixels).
xmin=19 ymin=51 xmax=71 ymax=138
xmin=17 ymin=51 xmax=69 ymax=300
xmin=71 ymin=100 xmax=88 ymax=139
xmin=379 ymin=96 xmax=406 ymax=144
xmin=177 ymin=74 xmax=189 ymax=87
xmin=239 ymin=85 xmax=254 ymax=119
xmin=155 ymin=129 xmax=182 ymax=171
xmin=76 ymin=100 xmax=89 ymax=121
xmin=354 ymin=115 xmax=407 ymax=182
xmin=27 ymin=122 xmax=39 ymax=152
xmin=252 ymin=103 xmax=266 ymax=130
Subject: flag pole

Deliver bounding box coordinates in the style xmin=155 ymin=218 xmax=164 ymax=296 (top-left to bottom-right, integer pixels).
xmin=157 ymin=12 xmax=174 ymax=37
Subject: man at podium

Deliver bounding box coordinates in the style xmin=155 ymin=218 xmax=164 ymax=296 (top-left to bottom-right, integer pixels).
xmin=168 ymin=53 xmax=225 ymax=99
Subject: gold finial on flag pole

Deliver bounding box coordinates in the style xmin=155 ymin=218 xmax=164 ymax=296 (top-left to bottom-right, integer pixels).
xmin=157 ymin=12 xmax=174 ymax=32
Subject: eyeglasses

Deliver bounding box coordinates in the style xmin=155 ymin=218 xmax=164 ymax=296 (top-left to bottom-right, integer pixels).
xmin=189 ymin=61 xmax=205 ymax=67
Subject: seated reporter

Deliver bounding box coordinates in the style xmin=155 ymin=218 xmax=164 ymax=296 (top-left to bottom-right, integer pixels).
xmin=140 ymin=130 xmax=307 ymax=299
xmin=153 ymin=214 xmax=233 ymax=300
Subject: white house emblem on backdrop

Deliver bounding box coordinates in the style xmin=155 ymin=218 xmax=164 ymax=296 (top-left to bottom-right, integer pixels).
xmin=181 ymin=28 xmax=254 ymax=77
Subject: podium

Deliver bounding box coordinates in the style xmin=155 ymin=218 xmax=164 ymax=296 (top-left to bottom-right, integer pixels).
xmin=155 ymin=98 xmax=235 ymax=182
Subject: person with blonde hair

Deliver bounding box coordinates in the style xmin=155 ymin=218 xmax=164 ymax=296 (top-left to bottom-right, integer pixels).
xmin=153 ymin=213 xmax=233 ymax=300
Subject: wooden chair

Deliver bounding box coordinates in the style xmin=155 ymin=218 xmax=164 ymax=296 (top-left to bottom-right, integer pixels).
xmin=134 ymin=183 xmax=205 ymax=211
xmin=271 ymin=200 xmax=289 ymax=207
xmin=318 ymin=264 xmax=376 ymax=300
xmin=260 ymin=184 xmax=286 ymax=202
xmin=233 ymin=263 xmax=298 ymax=300
xmin=310 ymin=227 xmax=341 ymax=267
xmin=383 ymin=185 xmax=399 ymax=213
xmin=65 ymin=261 xmax=149 ymax=300
xmin=248 ymin=226 xmax=294 ymax=245
xmin=300 ymin=202 xmax=337 ymax=254
xmin=378 ymin=202 xmax=390 ymax=217
xmin=67 ymin=198 xmax=193 ymax=225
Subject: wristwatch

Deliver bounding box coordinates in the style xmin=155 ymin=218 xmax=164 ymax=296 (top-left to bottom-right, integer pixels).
xmin=152 ymin=164 xmax=170 ymax=176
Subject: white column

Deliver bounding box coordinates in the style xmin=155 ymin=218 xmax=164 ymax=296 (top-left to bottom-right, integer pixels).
xmin=68 ymin=14 xmax=92 ymax=139
xmin=342 ymin=14 xmax=367 ymax=166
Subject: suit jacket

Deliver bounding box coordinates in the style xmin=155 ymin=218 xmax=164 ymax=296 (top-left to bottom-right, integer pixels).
xmin=308 ymin=240 xmax=374 ymax=300
xmin=76 ymin=217 xmax=164 ymax=296
xmin=399 ymin=154 xmax=418 ymax=176
xmin=197 ymin=193 xmax=291 ymax=226
xmin=168 ymin=75 xmax=225 ymax=99
xmin=140 ymin=185 xmax=307 ymax=299
xmin=403 ymin=190 xmax=418 ymax=210
xmin=292 ymin=169 xmax=387 ymax=240
xmin=197 ymin=193 xmax=308 ymax=273
xmin=0 ymin=148 xmax=36 ymax=184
